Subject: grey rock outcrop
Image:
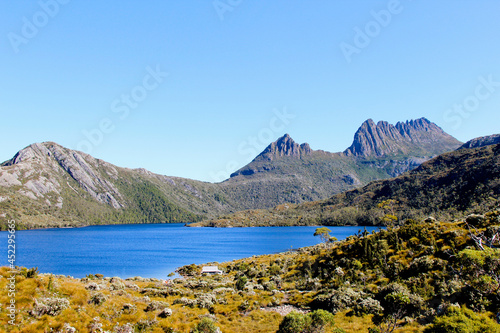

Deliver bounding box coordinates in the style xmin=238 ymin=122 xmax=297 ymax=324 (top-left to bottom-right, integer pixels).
xmin=0 ymin=142 xmax=124 ymax=209
xmin=344 ymin=118 xmax=461 ymax=157
xmin=258 ymin=134 xmax=312 ymax=161
xmin=459 ymin=134 xmax=500 ymax=150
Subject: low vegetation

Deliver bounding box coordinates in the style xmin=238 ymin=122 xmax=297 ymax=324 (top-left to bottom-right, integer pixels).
xmin=3 ymin=209 xmax=500 ymax=332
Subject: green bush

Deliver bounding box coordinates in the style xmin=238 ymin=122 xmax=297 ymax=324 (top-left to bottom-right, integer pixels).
xmin=235 ymin=276 xmax=248 ymax=291
xmin=277 ymin=311 xmax=311 ymax=333
xmin=190 ymin=317 xmax=220 ymax=333
xmin=309 ymin=309 xmax=336 ymax=332
xmin=21 ymin=267 xmax=39 ymax=278
xmin=269 ymin=264 xmax=282 ymax=276
xmin=277 ymin=310 xmax=336 ymax=333
xmin=424 ymin=306 xmax=500 ymax=333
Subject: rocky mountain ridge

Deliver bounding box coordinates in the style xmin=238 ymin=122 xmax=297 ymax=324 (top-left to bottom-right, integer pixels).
xmin=0 ymin=117 xmax=464 ymax=229
xmin=227 ymin=118 xmax=461 ymax=203
xmin=193 ymin=141 xmax=500 ymax=227
xmin=344 ymin=117 xmax=460 ymax=157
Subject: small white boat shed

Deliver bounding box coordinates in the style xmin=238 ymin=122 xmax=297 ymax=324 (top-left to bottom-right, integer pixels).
xmin=201 ymin=266 xmax=223 ymax=275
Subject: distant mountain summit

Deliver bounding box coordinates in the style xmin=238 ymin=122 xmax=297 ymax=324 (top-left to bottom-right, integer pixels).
xmin=344 ymin=117 xmax=461 ymax=157
xmin=229 ymin=134 xmax=319 ymax=178
xmin=256 ymin=134 xmax=312 ymax=161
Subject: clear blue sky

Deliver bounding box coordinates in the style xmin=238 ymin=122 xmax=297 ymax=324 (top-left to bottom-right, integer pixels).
xmin=1 ymin=1 xmax=499 ymax=182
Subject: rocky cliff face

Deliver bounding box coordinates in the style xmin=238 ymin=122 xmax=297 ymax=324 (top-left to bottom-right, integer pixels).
xmin=1 ymin=142 xmax=124 ymax=209
xmin=0 ymin=142 xmax=236 ymax=228
xmin=230 ymin=134 xmax=313 ymax=177
xmin=257 ymin=134 xmax=312 ymax=161
xmin=459 ymin=134 xmax=500 ymax=150
xmin=344 ymin=118 xmax=462 ymax=157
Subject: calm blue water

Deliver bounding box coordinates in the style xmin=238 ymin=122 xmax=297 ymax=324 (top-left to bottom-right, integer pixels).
xmin=0 ymin=224 xmax=379 ymax=279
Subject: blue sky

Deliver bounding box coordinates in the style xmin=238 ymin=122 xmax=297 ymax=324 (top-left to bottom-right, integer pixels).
xmin=1 ymin=1 xmax=499 ymax=182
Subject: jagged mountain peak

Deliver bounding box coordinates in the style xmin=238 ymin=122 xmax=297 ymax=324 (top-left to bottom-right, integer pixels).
xmin=229 ymin=134 xmax=313 ymax=178
xmin=257 ymin=133 xmax=312 ymax=161
xmin=344 ymin=118 xmax=461 ymax=157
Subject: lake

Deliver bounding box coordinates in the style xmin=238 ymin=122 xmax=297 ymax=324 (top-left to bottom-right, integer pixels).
xmin=0 ymin=224 xmax=380 ymax=279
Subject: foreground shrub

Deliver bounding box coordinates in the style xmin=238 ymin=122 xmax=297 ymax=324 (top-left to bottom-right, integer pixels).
xmin=277 ymin=309 xmax=336 ymax=333
xmin=196 ymin=293 xmax=217 ymax=309
xmin=317 ymin=287 xmax=381 ymax=315
xmin=30 ymin=297 xmax=69 ymax=317
xmin=277 ymin=311 xmax=311 ymax=333
xmin=173 ymin=297 xmax=197 ymax=307
xmin=85 ymin=282 xmax=101 ymax=291
xmin=113 ymin=323 xmax=134 ymax=333
xmin=89 ymin=292 xmax=107 ymax=305
xmin=135 ymin=319 xmax=158 ymax=332
xmin=190 ymin=317 xmax=221 ymax=333
xmin=121 ymin=303 xmax=137 ymax=314
xmin=21 ymin=267 xmax=39 ymax=278
xmin=327 ymin=288 xmax=364 ymax=313
xmin=355 ymin=297 xmax=384 ymax=315
xmin=145 ymin=300 xmax=169 ymax=312
xmin=110 ymin=280 xmax=125 ymax=290
xmin=376 ymin=282 xmax=424 ymax=317
xmin=158 ymin=307 xmax=173 ymax=318
xmin=236 ymin=276 xmax=248 ymax=291
xmin=424 ymin=306 xmax=500 ymax=333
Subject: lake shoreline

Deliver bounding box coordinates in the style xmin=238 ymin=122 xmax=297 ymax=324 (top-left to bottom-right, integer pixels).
xmin=1 ymin=224 xmax=379 ymax=279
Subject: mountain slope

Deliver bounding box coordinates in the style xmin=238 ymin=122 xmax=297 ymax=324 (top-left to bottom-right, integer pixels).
xmin=0 ymin=142 xmax=236 ymax=229
xmin=192 ymin=141 xmax=500 ymax=227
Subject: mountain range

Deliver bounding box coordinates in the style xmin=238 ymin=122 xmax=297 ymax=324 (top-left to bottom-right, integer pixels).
xmin=193 ymin=135 xmax=500 ymax=227
xmin=0 ymin=117 xmax=463 ymax=229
